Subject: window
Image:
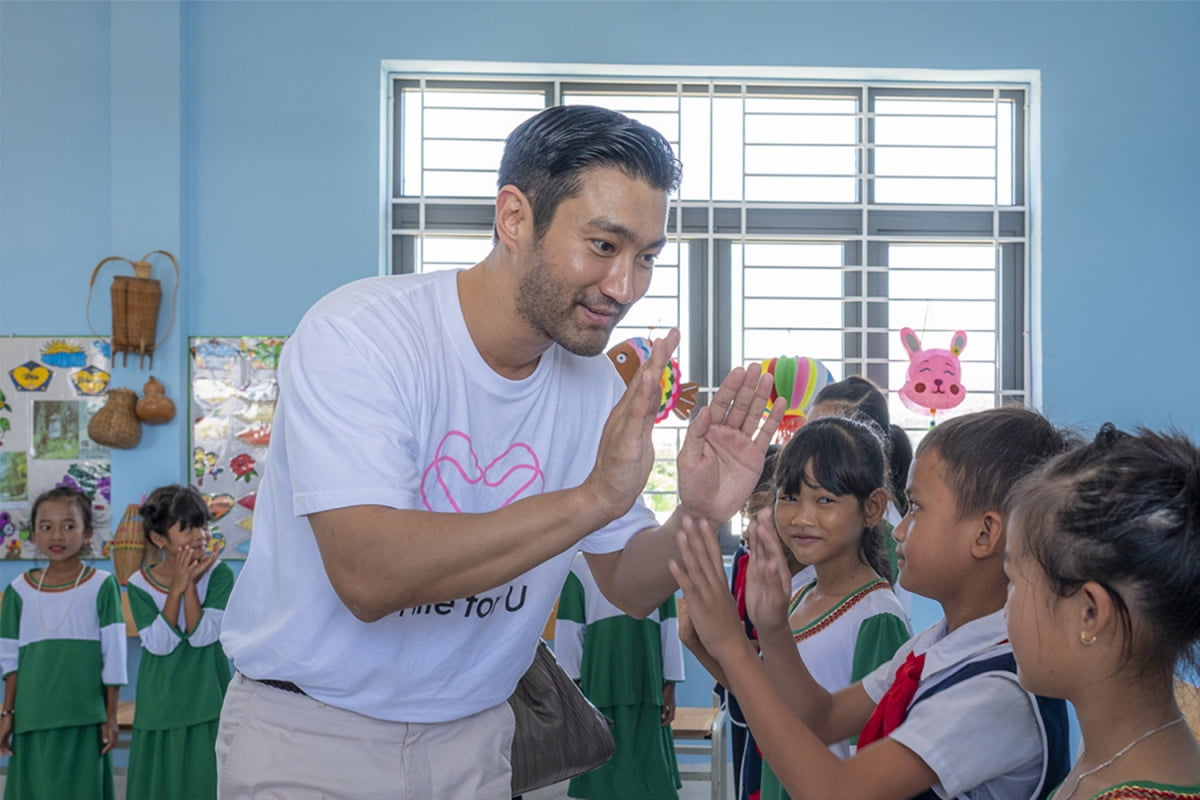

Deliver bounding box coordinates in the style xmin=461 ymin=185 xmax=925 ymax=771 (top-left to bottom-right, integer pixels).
xmin=383 ymin=65 xmax=1033 ymax=518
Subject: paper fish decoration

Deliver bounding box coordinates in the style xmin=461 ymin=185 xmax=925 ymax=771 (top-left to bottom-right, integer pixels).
xmin=607 ymin=337 xmax=699 ymax=422
xmin=191 ymin=339 xmax=239 ymax=362
xmin=236 ymin=402 xmax=276 ymax=424
xmin=898 ymin=327 xmax=967 ymax=425
xmin=244 ymin=338 xmax=285 ymax=370
xmin=761 ymin=356 xmax=835 ymax=441
xmin=194 ymin=379 xmax=237 ymax=406
xmin=205 ymin=493 xmax=235 ymax=521
xmin=193 ymin=414 xmax=230 ymax=442
xmin=235 ymin=424 xmax=272 ymax=447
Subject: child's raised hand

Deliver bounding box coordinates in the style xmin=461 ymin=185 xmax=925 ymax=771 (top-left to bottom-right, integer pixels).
xmin=187 ymin=548 xmax=220 ymax=584
xmin=168 ymin=546 xmax=197 ymax=596
xmin=677 ymin=594 xmax=700 ymax=650
xmin=668 ymin=515 xmax=747 ymax=658
xmin=745 ymin=510 xmax=793 ymax=638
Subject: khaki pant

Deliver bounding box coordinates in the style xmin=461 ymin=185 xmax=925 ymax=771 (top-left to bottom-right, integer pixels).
xmin=216 ymin=672 xmax=515 ymax=800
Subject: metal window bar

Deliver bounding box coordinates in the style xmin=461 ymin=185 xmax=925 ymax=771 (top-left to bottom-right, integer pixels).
xmin=386 ymin=71 xmax=1031 ymax=504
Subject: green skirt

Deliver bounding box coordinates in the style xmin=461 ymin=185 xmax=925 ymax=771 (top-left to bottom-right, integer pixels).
xmin=568 ymin=703 xmax=681 ymax=800
xmin=126 ymin=719 xmax=220 ymax=800
xmin=4 ymin=724 xmax=114 ymax=800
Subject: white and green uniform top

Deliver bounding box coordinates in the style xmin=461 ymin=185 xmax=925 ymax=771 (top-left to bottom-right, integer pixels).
xmin=555 ymin=552 xmax=684 ymax=703
xmin=126 ymin=562 xmax=233 ymax=730
xmin=0 ymin=567 xmax=127 ymax=734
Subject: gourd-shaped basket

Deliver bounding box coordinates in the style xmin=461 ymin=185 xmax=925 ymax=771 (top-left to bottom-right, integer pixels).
xmin=86 ymin=250 xmax=180 ymax=368
xmin=135 ymin=376 xmax=176 ymax=424
xmin=87 ymin=387 xmax=142 ymax=449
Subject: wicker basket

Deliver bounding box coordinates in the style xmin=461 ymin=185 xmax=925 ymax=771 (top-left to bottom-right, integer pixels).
xmin=111 ymin=266 xmax=161 ymax=367
xmin=110 ymin=503 xmax=147 ymax=585
xmin=86 ymin=250 xmax=179 ymax=369
xmin=88 ymin=388 xmax=142 ymax=449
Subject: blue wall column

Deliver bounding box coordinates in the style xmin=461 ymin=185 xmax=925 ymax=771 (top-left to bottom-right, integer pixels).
xmin=107 ymin=0 xmax=188 ymax=509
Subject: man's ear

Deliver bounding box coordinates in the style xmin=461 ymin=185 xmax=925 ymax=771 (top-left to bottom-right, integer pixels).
xmin=494 ymin=184 xmax=533 ymax=251
xmin=971 ymin=510 xmax=1005 ymax=559
xmin=863 ymin=488 xmax=889 ymax=528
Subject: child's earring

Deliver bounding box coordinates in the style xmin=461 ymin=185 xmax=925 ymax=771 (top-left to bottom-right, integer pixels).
xmin=1080 ymin=631 xmax=1097 ymax=646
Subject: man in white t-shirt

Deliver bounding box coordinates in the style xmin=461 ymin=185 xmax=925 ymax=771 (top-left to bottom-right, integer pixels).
xmin=216 ymin=105 xmax=784 ymax=800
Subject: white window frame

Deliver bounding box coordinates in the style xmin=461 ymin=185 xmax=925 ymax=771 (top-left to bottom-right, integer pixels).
xmin=379 ymin=61 xmax=1043 ymax=418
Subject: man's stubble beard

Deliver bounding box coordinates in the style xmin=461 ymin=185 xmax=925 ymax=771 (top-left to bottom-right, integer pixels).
xmin=514 ymin=249 xmax=629 ymax=358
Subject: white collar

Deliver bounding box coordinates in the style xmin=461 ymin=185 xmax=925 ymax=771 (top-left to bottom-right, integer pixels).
xmin=917 ymin=609 xmax=1010 ymax=682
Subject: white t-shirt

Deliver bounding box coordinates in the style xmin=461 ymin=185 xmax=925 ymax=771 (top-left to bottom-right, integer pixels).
xmin=221 ymin=270 xmax=657 ymax=723
xmin=861 ymin=610 xmax=1045 ymax=800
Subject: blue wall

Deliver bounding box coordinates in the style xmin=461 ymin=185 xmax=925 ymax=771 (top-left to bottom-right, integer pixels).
xmin=1 ymin=0 xmax=1198 ymax=738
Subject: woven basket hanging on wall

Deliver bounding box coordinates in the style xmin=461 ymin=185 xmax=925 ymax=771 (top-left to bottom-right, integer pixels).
xmin=87 ymin=387 xmax=142 ymax=450
xmin=86 ymin=250 xmax=180 ymax=368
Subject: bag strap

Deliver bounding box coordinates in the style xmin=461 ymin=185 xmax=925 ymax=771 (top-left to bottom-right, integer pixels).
xmin=85 ymin=250 xmax=181 ymax=349
xmin=143 ymin=250 xmax=181 ymax=348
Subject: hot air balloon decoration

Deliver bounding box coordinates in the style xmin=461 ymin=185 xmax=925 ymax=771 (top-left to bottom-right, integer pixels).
xmin=898 ymin=327 xmax=967 ymax=427
xmin=606 ymin=336 xmax=699 ymax=422
xmin=761 ymin=356 xmax=835 ymax=442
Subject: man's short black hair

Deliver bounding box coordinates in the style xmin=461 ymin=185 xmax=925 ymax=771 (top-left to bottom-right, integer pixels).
xmin=497 ymin=105 xmax=681 ymax=240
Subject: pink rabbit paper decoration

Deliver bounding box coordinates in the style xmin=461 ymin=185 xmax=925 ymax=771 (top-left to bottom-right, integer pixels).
xmin=898 ymin=328 xmax=967 ymax=422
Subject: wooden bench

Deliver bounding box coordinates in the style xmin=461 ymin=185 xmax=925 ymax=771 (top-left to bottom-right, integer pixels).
xmin=671 ymin=704 xmax=728 ymax=800
xmin=115 ymin=700 xmax=136 ymax=749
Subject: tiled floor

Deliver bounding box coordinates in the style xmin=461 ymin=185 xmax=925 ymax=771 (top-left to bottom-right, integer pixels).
xmin=1 ymin=766 xmax=727 ymax=799
xmin=526 ymin=765 xmax=726 ymax=799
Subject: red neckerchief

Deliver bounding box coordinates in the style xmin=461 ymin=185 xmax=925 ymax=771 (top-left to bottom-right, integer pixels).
xmin=858 ymin=636 xmax=1010 ymax=747
xmin=857 ymin=650 xmax=925 ymax=747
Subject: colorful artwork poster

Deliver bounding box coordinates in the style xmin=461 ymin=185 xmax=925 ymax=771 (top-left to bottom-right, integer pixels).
xmin=189 ymin=337 xmax=286 ymax=559
xmin=0 ymin=338 xmax=113 ymax=559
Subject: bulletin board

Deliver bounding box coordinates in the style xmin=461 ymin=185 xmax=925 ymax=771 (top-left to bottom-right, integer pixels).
xmin=189 ymin=336 xmax=286 ymax=558
xmin=0 ymin=337 xmax=113 ymax=558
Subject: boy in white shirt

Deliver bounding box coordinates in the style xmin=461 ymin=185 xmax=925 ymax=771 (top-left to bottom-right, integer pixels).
xmin=673 ymin=406 xmax=1074 ymax=800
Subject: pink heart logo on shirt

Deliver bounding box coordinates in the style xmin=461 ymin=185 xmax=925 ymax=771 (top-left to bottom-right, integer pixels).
xmin=420 ymin=431 xmax=545 ymax=513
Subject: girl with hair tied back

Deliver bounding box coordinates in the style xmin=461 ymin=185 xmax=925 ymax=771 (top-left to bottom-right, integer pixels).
xmin=125 ymin=484 xmax=232 ymax=800
xmin=1004 ymin=424 xmax=1200 ymax=799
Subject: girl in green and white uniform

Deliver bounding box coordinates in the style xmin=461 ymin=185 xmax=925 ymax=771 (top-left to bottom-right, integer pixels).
xmin=0 ymin=486 xmax=127 ymax=799
xmin=556 ymin=551 xmax=685 ymax=800
xmin=125 ymin=484 xmax=232 ymax=800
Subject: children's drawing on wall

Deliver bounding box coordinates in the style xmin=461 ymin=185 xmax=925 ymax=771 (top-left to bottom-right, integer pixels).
xmin=189 ymin=336 xmax=285 ymax=558
xmin=33 ymin=400 xmax=80 ymax=460
xmin=0 ymin=337 xmax=113 ymax=558
xmin=0 ymin=454 xmax=26 ymax=502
